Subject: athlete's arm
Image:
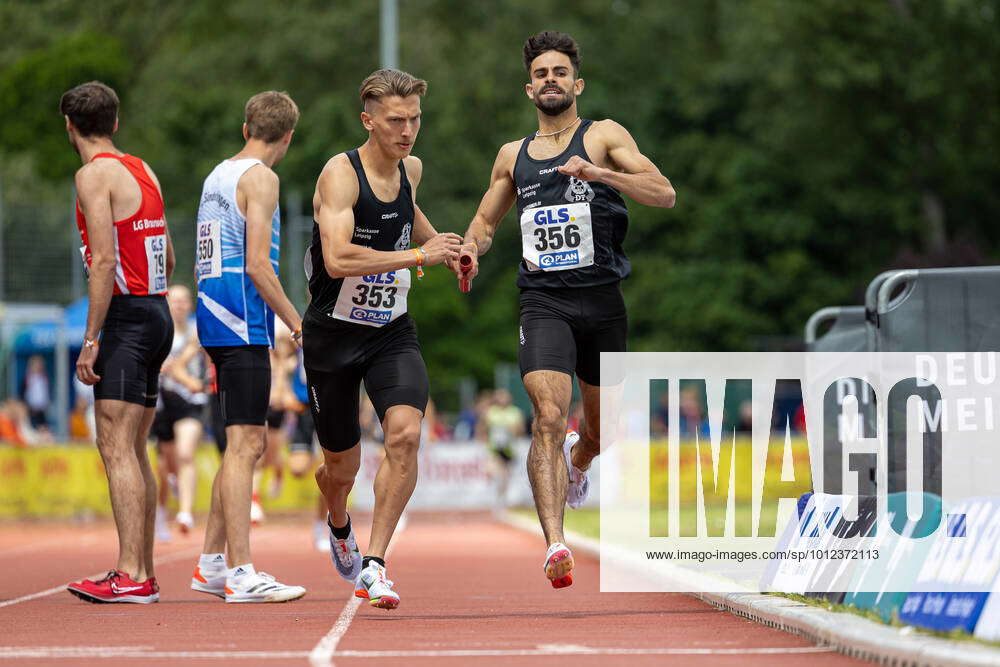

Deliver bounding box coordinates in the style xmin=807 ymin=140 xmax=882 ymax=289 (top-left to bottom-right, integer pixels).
xmin=315 ymin=155 xmax=459 ymax=277
xmin=75 ymin=162 xmax=117 ymax=385
xmin=558 ymin=120 xmax=675 ymax=208
xmin=456 ymin=141 xmax=519 ymax=283
xmin=240 ymin=165 xmax=303 ymax=336
xmin=166 ymin=336 xmax=204 ymax=394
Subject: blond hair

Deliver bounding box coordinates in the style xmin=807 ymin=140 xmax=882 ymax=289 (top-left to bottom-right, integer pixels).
xmin=245 ymin=91 xmax=299 ymax=143
xmin=359 ymin=69 xmax=427 ymax=110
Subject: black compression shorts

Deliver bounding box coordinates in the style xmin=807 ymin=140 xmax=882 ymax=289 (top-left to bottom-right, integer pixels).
xmin=94 ymin=295 xmax=173 ymax=407
xmin=518 ymin=282 xmax=627 ymax=386
xmin=151 ymin=390 xmax=204 ymax=442
xmin=208 ymin=392 xmax=227 ymax=453
xmin=289 ymin=409 xmax=316 ymax=454
xmin=265 ymin=407 xmax=285 ymax=430
xmin=303 ymin=311 xmax=428 ymax=453
xmin=204 ymin=345 xmax=270 ymax=427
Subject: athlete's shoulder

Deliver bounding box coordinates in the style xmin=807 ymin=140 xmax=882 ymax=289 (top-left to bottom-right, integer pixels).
xmin=136 ymin=157 xmax=163 ymax=192
xmin=402 ymin=154 xmax=422 ymax=173
xmin=495 ymin=139 xmax=522 ymax=168
xmin=74 ymin=159 xmax=118 ymax=192
xmin=317 ymin=153 xmax=359 ymax=201
xmin=590 ymin=119 xmax=633 ymax=142
xmin=498 ymin=139 xmax=522 ymax=158
xmin=320 ymin=152 xmax=354 ymax=176
xmin=402 ymin=155 xmax=422 ymax=183
xmin=242 ymin=161 xmax=279 ymax=187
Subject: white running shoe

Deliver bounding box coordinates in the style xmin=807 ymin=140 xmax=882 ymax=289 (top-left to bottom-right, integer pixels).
xmin=191 ymin=555 xmax=227 ymax=598
xmin=313 ymin=520 xmax=331 ymax=553
xmin=154 ymin=506 xmax=172 ymax=543
xmin=224 ymin=568 xmax=305 ymax=603
xmin=250 ymin=500 xmax=265 ymax=526
xmin=562 ymin=431 xmax=590 ymax=509
xmin=544 ymin=542 xmax=575 ymax=589
xmin=175 ymin=511 xmax=194 ymax=535
xmin=354 ymin=562 xmax=400 ymax=609
xmin=327 ymin=516 xmax=362 ymax=582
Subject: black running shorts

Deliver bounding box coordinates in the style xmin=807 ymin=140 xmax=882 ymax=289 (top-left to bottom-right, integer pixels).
xmin=518 ymin=282 xmax=627 ymax=386
xmin=94 ymin=295 xmax=173 ymax=407
xmin=290 ymin=410 xmax=316 ymax=454
xmin=151 ymin=390 xmax=204 ymax=442
xmin=204 ymin=345 xmax=270 ymax=427
xmin=303 ymin=310 xmax=428 ymax=453
xmin=208 ymin=392 xmax=227 ymax=453
xmin=265 ymin=407 xmax=285 ymax=430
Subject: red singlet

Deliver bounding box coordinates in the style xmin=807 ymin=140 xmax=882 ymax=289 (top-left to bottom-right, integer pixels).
xmin=75 ymin=153 xmax=168 ymax=296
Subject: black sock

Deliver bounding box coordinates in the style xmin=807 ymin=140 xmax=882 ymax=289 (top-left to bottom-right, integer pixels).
xmin=362 ymin=556 xmax=385 ymax=569
xmin=328 ymin=514 xmax=352 ymax=540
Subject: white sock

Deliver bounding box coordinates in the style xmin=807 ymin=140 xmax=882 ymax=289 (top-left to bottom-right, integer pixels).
xmin=227 ymin=563 xmax=255 ymax=580
xmin=199 ymin=553 xmax=226 ymax=569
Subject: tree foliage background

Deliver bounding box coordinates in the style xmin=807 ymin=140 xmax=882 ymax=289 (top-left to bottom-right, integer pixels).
xmin=1 ymin=0 xmax=997 ymax=408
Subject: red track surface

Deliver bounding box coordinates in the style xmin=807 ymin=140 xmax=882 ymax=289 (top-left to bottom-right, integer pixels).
xmin=0 ymin=514 xmax=869 ymax=665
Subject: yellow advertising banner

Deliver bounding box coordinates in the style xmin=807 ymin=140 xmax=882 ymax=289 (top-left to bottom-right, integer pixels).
xmin=0 ymin=445 xmax=319 ymax=518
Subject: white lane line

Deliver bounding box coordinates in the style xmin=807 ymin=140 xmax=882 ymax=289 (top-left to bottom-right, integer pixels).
xmin=0 ymin=646 xmax=835 ymax=659
xmin=0 ymin=533 xmax=102 ymax=559
xmin=309 ymin=512 xmax=407 ymax=667
xmin=307 ymin=597 xmax=362 ymax=666
xmin=0 ymin=546 xmax=201 ymax=609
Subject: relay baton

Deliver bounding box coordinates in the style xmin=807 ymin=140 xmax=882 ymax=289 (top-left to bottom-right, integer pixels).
xmin=459 ymin=253 xmax=473 ymax=293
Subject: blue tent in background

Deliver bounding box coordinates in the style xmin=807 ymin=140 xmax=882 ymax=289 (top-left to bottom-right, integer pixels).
xmin=8 ymin=298 xmax=88 ymax=430
xmin=12 ymin=297 xmax=88 ymax=355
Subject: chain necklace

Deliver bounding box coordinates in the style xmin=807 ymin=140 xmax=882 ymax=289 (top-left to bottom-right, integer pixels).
xmin=535 ymin=116 xmax=580 ymax=138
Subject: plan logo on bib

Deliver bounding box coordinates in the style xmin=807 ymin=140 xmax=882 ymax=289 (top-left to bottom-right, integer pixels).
xmin=394 ymin=223 xmax=412 ymax=251
xmin=564 ymin=176 xmax=595 ymax=203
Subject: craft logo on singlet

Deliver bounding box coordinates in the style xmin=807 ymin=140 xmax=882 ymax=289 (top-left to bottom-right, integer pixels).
xmin=564 ymin=176 xmax=595 ymax=203
xmin=539 ymin=249 xmax=580 ymax=268
xmin=350 ymin=308 xmax=392 ymax=325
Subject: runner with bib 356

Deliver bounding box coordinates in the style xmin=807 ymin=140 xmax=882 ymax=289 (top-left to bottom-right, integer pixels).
xmin=454 ymin=31 xmax=676 ymax=589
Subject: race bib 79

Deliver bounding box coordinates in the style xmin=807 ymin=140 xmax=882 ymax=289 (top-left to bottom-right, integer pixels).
xmin=145 ymin=233 xmax=167 ymax=294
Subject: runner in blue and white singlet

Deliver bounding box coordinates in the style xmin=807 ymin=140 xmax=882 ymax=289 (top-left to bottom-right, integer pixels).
xmin=188 ymin=91 xmax=305 ymax=605
xmin=195 ymin=158 xmax=280 ymax=348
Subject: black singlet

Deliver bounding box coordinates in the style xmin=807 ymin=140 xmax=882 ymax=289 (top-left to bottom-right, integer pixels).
xmin=305 ymin=149 xmax=415 ymax=328
xmin=512 ymin=119 xmax=630 ymax=289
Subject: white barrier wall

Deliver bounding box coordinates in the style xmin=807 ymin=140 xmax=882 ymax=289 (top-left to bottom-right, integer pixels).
xmin=349 ymin=439 xmax=601 ymax=511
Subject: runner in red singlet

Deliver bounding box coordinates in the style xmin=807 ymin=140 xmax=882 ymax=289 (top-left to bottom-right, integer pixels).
xmin=62 ymin=81 xmax=177 ymax=604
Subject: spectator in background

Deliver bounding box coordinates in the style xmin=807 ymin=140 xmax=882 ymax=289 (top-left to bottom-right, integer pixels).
xmin=483 ymin=389 xmax=525 ymax=512
xmin=737 ymin=399 xmax=753 ymax=433
xmin=651 ymin=391 xmax=669 ymax=437
xmin=22 ymin=355 xmax=51 ymax=435
xmin=453 ymin=390 xmax=492 ymax=442
xmin=70 ymin=376 xmax=96 ymax=442
xmin=0 ymin=399 xmax=30 ymax=447
xmin=679 ymin=386 xmax=710 ymax=437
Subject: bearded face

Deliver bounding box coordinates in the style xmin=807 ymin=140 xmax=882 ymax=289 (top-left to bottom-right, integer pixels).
xmin=533 ymin=83 xmax=575 ymax=116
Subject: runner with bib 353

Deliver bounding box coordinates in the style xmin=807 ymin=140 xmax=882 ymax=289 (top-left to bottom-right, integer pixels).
xmin=305 ymin=69 xmax=461 ymax=610
xmin=454 ymin=31 xmax=676 ymax=589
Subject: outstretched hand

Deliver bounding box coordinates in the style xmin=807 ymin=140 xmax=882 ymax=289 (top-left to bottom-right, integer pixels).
xmin=419 ymin=233 xmax=462 ymax=267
